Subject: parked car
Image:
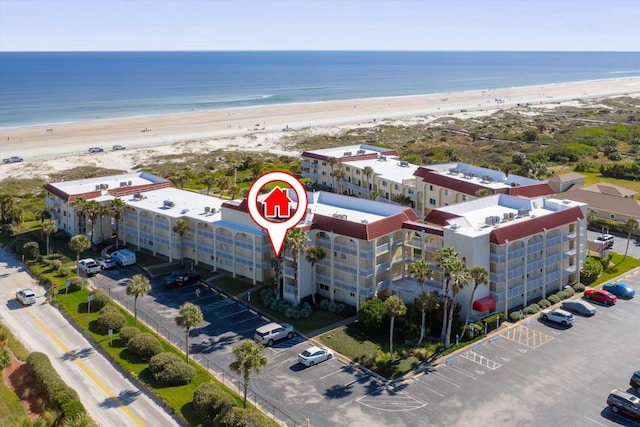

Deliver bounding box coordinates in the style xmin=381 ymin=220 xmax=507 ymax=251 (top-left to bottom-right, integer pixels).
xmin=164 ymin=270 xmax=201 ymax=288
xmin=16 ymin=288 xmax=36 ymax=305
xmin=2 ymin=156 xmax=23 ymax=164
xmin=631 ymin=371 xmax=640 ymax=395
xmin=112 ymin=145 xmax=126 ymax=151
xmin=78 ymin=258 xmax=101 ymax=276
xmin=607 ymin=389 xmax=640 ymax=419
xmin=88 ymin=147 xmax=104 ymax=153
xmin=595 ymin=234 xmax=614 ymax=248
xmin=603 ymin=282 xmax=636 ymax=299
xmin=111 ymin=248 xmax=136 ymax=266
xmin=298 ymin=346 xmax=334 ymax=367
xmin=254 ymin=322 xmax=294 ymax=346
xmin=539 ymin=308 xmax=575 ymax=326
xmin=561 ymin=299 xmax=597 ymax=316
xmin=95 ymin=256 xmax=117 ymax=270
xmin=584 ymin=288 xmax=617 ymax=305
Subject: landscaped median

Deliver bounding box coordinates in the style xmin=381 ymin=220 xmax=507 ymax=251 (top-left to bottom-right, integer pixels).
xmin=26 ymin=254 xmax=278 ymax=427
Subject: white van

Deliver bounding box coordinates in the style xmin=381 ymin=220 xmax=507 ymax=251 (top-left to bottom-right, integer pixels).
xmin=111 ymin=249 xmax=136 ymax=266
xmin=595 ymin=234 xmax=614 ymax=248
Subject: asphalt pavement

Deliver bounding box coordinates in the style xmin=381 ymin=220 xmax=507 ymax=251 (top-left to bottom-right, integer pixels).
xmin=0 ymin=246 xmax=181 ymax=427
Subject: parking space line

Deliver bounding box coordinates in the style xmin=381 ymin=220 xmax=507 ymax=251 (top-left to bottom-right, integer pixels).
xmin=583 ymin=416 xmax=608 ymax=426
xmin=501 ymin=324 xmax=554 ymax=349
xmin=459 ymin=350 xmax=502 ymax=370
xmin=429 ymin=371 xmax=461 ymax=388
xmin=218 ymin=307 xmax=248 ymax=319
xmin=446 ymin=364 xmax=477 ymax=380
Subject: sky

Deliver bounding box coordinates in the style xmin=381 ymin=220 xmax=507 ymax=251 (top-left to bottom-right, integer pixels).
xmin=1 ymin=0 xmax=639 ymax=52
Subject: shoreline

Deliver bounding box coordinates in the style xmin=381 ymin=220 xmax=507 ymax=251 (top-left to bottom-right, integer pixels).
xmin=1 ymin=76 xmax=639 ymax=181
xmin=2 ymin=75 xmax=639 ymax=132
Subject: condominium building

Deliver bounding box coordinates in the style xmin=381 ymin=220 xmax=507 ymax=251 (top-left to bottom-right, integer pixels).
xmin=419 ymin=194 xmax=587 ymax=317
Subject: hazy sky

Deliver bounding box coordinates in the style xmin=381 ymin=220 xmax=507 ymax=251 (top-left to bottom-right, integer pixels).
xmin=1 ymin=0 xmax=639 ymax=51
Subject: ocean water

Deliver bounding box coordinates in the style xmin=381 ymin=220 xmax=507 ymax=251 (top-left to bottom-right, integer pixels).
xmin=1 ymin=51 xmax=639 ymax=128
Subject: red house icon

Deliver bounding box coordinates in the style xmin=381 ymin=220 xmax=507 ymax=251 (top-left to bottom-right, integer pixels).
xmin=263 ymin=187 xmax=293 ymax=219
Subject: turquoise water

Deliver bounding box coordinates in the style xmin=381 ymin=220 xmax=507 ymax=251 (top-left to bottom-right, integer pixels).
xmin=1 ymin=51 xmax=639 ymax=128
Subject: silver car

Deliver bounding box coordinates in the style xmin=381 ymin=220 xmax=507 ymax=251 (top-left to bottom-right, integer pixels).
xmin=562 ymin=299 xmax=597 ymax=316
xmin=254 ymin=322 xmax=294 ymax=346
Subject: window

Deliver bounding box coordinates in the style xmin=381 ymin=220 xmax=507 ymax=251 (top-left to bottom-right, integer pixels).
xmin=356 ymin=170 xmax=360 ymax=175
xmin=322 ymin=171 xmax=326 ymax=176
xmin=429 ymin=185 xmax=434 ymax=191
xmin=462 ymin=195 xmax=467 ymax=201
xmin=610 ymin=214 xmax=615 ymax=219
xmin=394 ymin=184 xmax=399 ymax=190
xmin=341 ymin=253 xmax=346 ymax=259
xmin=346 ymin=167 xmax=351 ymax=172
xmin=382 ymin=181 xmax=387 ymax=187
xmin=444 ymin=189 xmax=449 ymax=195
xmin=320 ymin=284 xmax=329 ymax=291
xmin=429 ymin=198 xmax=436 ymax=206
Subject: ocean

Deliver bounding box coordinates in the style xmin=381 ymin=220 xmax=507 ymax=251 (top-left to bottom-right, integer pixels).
xmin=1 ymin=51 xmax=639 ymax=128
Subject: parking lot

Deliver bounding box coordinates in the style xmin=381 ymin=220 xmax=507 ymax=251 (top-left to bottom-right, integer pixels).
xmin=90 ymin=265 xmax=640 ymax=427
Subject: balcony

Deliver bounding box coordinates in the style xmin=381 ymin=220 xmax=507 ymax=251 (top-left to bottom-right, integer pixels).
xmin=376 ymin=261 xmax=391 ymax=275
xmin=334 ymin=260 xmax=357 ymax=275
xmin=376 ymin=243 xmax=390 ymax=255
xmin=333 ymin=241 xmax=357 ymax=256
xmin=546 ymin=270 xmax=561 ymax=282
xmin=490 ymin=290 xmax=504 ymax=304
xmin=546 ymin=253 xmax=561 ymax=264
xmin=547 ymin=236 xmax=561 ymax=247
xmin=528 ymin=241 xmax=543 ymax=253
xmin=490 ymin=272 xmax=505 ymax=282
xmin=407 ymin=236 xmax=423 ymax=248
xmin=563 ymin=248 xmax=577 ymax=257
xmin=300 ymin=161 xmax=315 ymax=169
xmin=359 ymin=267 xmax=374 ymax=277
xmin=490 ymin=253 xmax=505 ymax=263
xmin=564 ymin=232 xmax=577 ymax=240
xmin=508 ymin=247 xmax=525 ymax=260
xmin=527 ymin=259 xmax=544 ymax=271
xmin=527 ymin=276 xmax=544 ymax=290
xmin=507 ymin=265 xmax=525 ymax=280
xmin=301 ymin=171 xmax=318 ymax=179
xmin=507 ymin=284 xmax=525 ymax=299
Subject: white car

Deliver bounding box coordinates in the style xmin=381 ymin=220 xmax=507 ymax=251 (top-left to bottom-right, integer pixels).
xmin=540 ymin=308 xmax=575 ymax=326
xmin=78 ymin=258 xmax=101 ymax=276
xmin=254 ymin=322 xmax=294 ymax=346
xmin=16 ymin=288 xmax=37 ymax=305
xmin=95 ymin=256 xmax=117 ymax=270
xmin=297 ymin=346 xmax=334 ymax=367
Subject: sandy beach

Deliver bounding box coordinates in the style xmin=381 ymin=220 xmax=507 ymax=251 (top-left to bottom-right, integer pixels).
xmin=1 ymin=76 xmax=639 ymax=180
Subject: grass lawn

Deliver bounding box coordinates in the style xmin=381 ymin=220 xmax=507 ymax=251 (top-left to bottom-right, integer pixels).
xmin=593 ymin=253 xmax=640 ymax=286
xmin=26 ymin=259 xmax=277 ymax=427
xmin=211 ymin=276 xmax=255 ymax=297
xmin=0 ymin=380 xmax=29 ymax=427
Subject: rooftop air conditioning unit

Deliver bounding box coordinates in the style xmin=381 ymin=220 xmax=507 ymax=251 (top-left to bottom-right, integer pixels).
xmin=400 ymin=161 xmax=409 ymax=167
xmin=181 ymin=209 xmax=189 ymax=214
xmin=509 ymin=212 xmax=515 ymax=219
xmin=163 ymin=200 xmax=175 ymax=208
xmin=133 ymin=193 xmax=142 ymax=200
xmin=120 ymin=182 xmax=127 ymax=187
xmin=343 ymin=151 xmax=352 ymax=156
xmin=95 ymin=185 xmax=101 ymax=190
xmin=361 ymin=219 xmax=368 ymax=224
xmin=128 ymin=181 xmax=132 ymax=186
xmin=380 ymin=155 xmax=387 ymax=161
xmin=485 ymin=216 xmax=495 ymax=225
xmin=357 ymin=149 xmax=366 ymax=154
xmin=204 ymin=206 xmax=210 ymax=213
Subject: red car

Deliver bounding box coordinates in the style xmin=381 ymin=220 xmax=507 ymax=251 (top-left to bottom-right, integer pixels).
xmin=584 ymin=288 xmax=617 ymax=305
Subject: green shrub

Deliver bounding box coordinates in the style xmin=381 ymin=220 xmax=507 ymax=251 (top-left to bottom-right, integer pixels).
xmin=215 ymin=407 xmax=272 ymax=427
xmin=358 ymin=298 xmax=388 ymax=334
xmin=23 ymin=241 xmax=40 ymax=260
xmin=319 ymin=299 xmax=330 ymax=310
xmin=558 ymin=289 xmax=573 ymax=300
xmin=581 ymin=257 xmax=603 ymax=284
xmin=149 ymin=352 xmax=195 ymax=386
xmin=327 ymin=302 xmax=337 ymax=313
xmin=0 ymin=347 xmax=12 ymax=369
xmin=192 ymin=382 xmax=236 ymax=426
xmin=66 ymin=276 xmax=87 ymax=292
xmin=523 ymin=304 xmax=540 ymax=315
xmin=537 ymin=299 xmax=551 ymax=309
xmin=509 ymin=311 xmax=521 ymax=322
xmin=547 ymin=294 xmax=561 ymax=304
xmin=562 ymin=287 xmax=575 ymax=297
xmin=95 ymin=307 xmax=126 ymax=334
xmin=1 ymin=223 xmax=15 ymax=237
xmin=481 ymin=312 xmax=505 ymax=331
xmin=89 ymin=289 xmax=110 ymax=312
xmin=127 ymin=333 xmax=162 ymax=360
xmin=572 ymin=282 xmax=586 ymax=293
xmin=58 ymin=266 xmax=70 ymax=277
xmin=26 ymin=352 xmax=85 ymax=418
xmin=335 ymin=303 xmax=345 ymax=314
xmin=51 ymin=259 xmax=62 ymax=270
xmin=119 ymin=327 xmax=140 ymax=346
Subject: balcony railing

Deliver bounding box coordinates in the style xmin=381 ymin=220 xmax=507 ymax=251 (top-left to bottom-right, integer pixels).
xmin=547 ymin=236 xmax=561 ymax=247
xmin=490 ymin=272 xmax=505 ymax=282
xmin=507 ymin=265 xmax=525 ymax=280
xmin=508 ymin=247 xmax=525 ymax=261
xmin=301 ymin=171 xmax=318 ymax=179
xmin=507 ymin=284 xmax=525 ymax=299
xmin=490 ymin=290 xmax=504 ymax=304
xmin=490 ymin=253 xmax=505 ymax=263
xmin=376 ymin=243 xmax=390 ymax=255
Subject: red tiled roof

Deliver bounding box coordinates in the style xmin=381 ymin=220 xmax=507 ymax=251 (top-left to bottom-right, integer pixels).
xmin=420 ymin=172 xmax=493 ymax=196
xmin=402 ymin=221 xmax=444 ymax=236
xmin=490 ymin=206 xmax=584 ymax=244
xmin=423 ymin=209 xmax=463 ymax=226
xmin=311 ymin=208 xmax=418 ymax=241
xmin=301 ymin=149 xmax=398 ymax=163
xmin=44 ymin=180 xmax=173 ymax=203
xmin=507 ymin=183 xmax=555 ymax=198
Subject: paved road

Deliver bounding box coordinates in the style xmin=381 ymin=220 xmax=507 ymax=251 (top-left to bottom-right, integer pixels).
xmin=0 ymin=246 xmax=181 ymax=427
xmin=89 ymin=262 xmax=640 ymax=427
xmin=588 ymin=230 xmax=640 ymax=259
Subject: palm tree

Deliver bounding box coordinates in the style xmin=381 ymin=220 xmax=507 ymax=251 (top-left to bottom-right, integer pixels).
xmin=270 ymin=256 xmax=282 ymax=299
xmin=384 ymin=295 xmax=407 ymax=358
xmin=109 ymin=197 xmax=126 ymax=249
xmin=411 ymin=259 xmax=433 ymax=293
xmin=444 ymin=261 xmax=471 ymax=348
xmin=126 ymin=274 xmax=151 ymax=326
xmin=42 ymin=219 xmax=58 ymax=255
xmin=305 ymin=245 xmax=326 ymax=305
xmin=436 ymin=247 xmax=460 ymax=343
xmin=215 ymin=176 xmax=230 ymax=197
xmin=85 ymin=200 xmax=103 ymax=244
xmin=173 ymin=217 xmax=190 ymax=265
xmin=68 ymin=234 xmax=91 ymax=273
xmin=285 ymin=227 xmax=309 ymax=305
xmin=461 ymin=266 xmax=488 ymax=340
xmin=331 ymin=165 xmax=346 ymax=194
xmin=201 ymin=174 xmax=217 ymax=195
xmin=230 ymin=340 xmax=268 ymax=408
xmin=621 ymin=218 xmax=639 ymax=262
xmin=172 ymin=172 xmax=188 ymax=189
xmin=362 ymin=166 xmax=374 ymax=194
xmin=415 ymin=291 xmax=439 ymax=344
xmin=474 ymin=188 xmax=492 ymax=198
xmin=175 ymin=302 xmax=203 ymax=363
xmin=0 ymin=193 xmax=14 ymax=224
xmin=72 ymin=196 xmax=88 ymax=235
xmin=327 ymin=157 xmax=337 ymax=191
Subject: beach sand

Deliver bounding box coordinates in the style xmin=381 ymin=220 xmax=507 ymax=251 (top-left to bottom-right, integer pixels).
xmin=1 ymin=77 xmax=639 ymax=180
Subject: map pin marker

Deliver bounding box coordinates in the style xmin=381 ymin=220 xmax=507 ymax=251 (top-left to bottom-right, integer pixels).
xmin=247 ymin=171 xmax=308 ymax=257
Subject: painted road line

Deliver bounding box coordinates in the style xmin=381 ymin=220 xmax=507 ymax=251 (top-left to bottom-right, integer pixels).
xmin=459 ymin=350 xmax=502 ymax=370
xmin=27 ymin=310 xmax=146 ymax=427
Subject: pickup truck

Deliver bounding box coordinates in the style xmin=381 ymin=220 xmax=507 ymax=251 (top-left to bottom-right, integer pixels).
xmin=164 ymin=270 xmax=201 ymax=288
xmin=111 ymin=248 xmax=136 ymax=266
xmin=539 ymin=308 xmax=575 ymax=326
xmin=2 ymin=156 xmax=23 ymax=164
xmin=78 ymin=258 xmax=102 ymax=276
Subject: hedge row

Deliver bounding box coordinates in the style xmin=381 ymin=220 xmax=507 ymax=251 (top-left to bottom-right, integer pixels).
xmin=149 ymin=352 xmax=195 ymax=386
xmin=26 ymin=351 xmax=85 ymax=419
xmin=508 ymin=283 xmax=585 ymax=321
xmin=192 ymin=382 xmax=272 ymax=426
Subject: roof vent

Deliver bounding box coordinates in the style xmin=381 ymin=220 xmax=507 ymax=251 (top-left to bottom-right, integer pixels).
xmin=95 ymin=184 xmax=101 ymax=190
xmin=133 ymin=193 xmax=142 ymax=200
xmin=127 ymin=181 xmax=132 ymax=186
xmin=163 ymin=200 xmax=175 ymax=208
xmin=356 ymin=149 xmax=366 ymax=155
xmin=343 ymin=151 xmax=352 ymax=157
xmin=181 ymin=209 xmax=189 ymax=214
xmin=379 ymin=155 xmax=387 ymax=161
xmin=400 ymin=161 xmax=409 ymax=167
xmin=204 ymin=206 xmax=210 ymax=213
xmin=361 ymin=219 xmax=369 ymax=224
